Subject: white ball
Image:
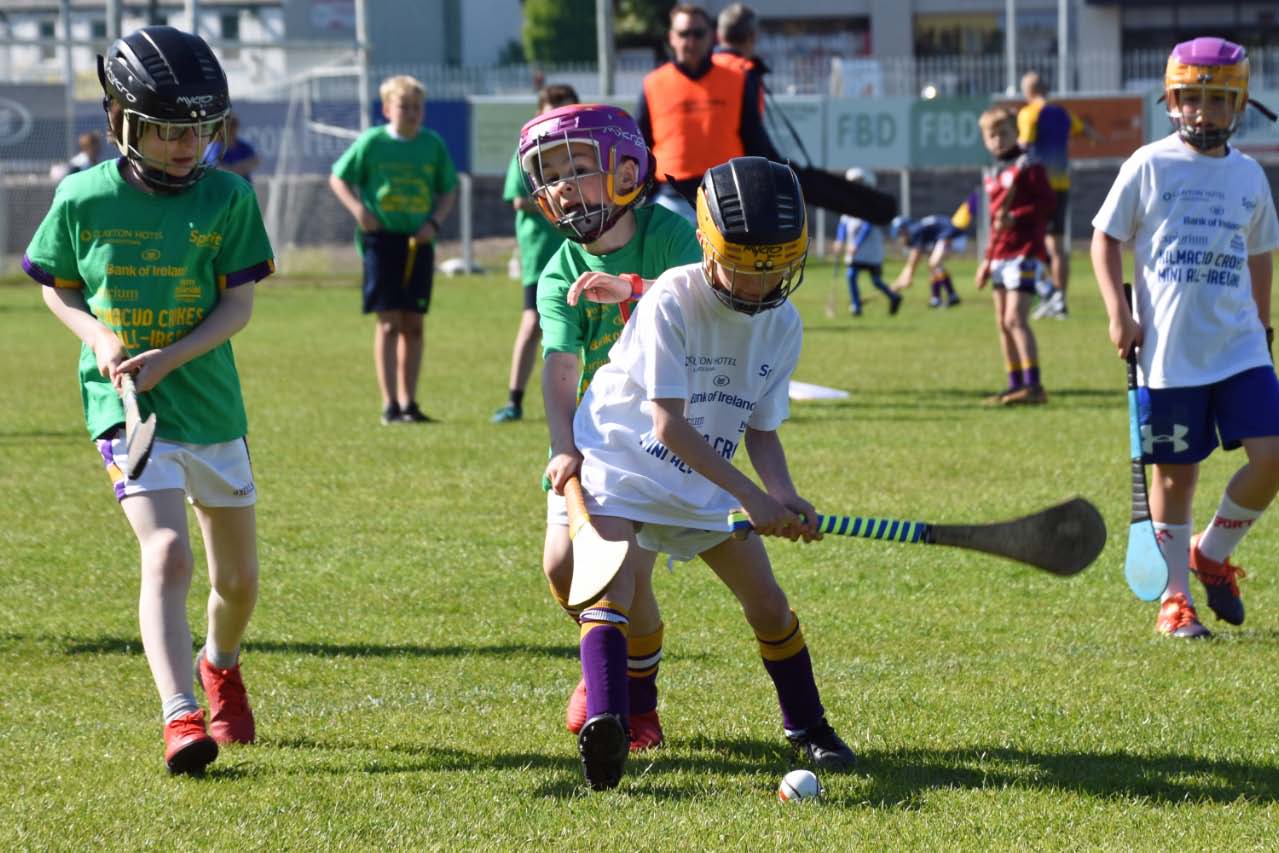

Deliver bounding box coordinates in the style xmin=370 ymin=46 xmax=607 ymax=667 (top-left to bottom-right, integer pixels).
xmin=777 ymin=768 xmax=821 ymax=802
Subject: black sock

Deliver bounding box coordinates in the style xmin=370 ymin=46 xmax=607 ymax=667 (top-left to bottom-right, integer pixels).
xmin=508 ymin=389 xmax=524 ymax=409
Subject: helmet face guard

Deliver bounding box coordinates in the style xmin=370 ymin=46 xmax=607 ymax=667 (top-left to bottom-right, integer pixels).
xmin=1164 ymin=37 xmax=1249 ymax=151
xmin=518 ymin=104 xmax=654 ymax=243
xmin=696 ymin=157 xmax=808 ymax=316
xmin=98 ymin=26 xmax=229 ymax=192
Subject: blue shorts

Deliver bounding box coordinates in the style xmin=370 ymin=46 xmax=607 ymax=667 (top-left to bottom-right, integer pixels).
xmin=362 ymin=231 xmax=434 ymax=314
xmin=1138 ymin=365 xmax=1279 ymax=464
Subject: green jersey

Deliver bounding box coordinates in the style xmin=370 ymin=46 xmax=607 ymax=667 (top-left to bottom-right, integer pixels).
xmin=331 ymin=125 xmax=458 ymax=237
xmin=503 ymin=151 xmax=565 ymax=287
xmin=538 ymin=204 xmax=700 ymax=401
xmin=24 ymin=160 xmax=275 ymax=443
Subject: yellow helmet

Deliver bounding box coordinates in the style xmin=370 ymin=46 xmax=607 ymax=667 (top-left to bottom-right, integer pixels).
xmin=696 ymin=157 xmax=808 ymax=315
xmin=1164 ymin=37 xmax=1249 ymax=149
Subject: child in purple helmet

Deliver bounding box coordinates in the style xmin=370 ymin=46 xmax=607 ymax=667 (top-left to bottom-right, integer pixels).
xmin=1092 ymin=37 xmax=1279 ymax=638
xmin=519 ymin=104 xmax=702 ymax=753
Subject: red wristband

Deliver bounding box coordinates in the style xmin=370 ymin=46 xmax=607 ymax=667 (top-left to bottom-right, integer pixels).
xmin=621 ymin=273 xmax=644 ymax=300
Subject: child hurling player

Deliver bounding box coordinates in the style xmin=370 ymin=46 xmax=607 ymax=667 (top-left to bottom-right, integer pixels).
xmin=491 ymin=84 xmax=579 ymax=424
xmin=519 ymin=104 xmax=702 ymax=750
xmin=329 ymin=75 xmax=457 ymax=424
xmin=975 ymin=106 xmax=1056 ymax=406
xmin=889 ymin=214 xmax=965 ymax=308
xmin=565 ymin=156 xmax=856 ymax=791
xmin=1092 ymin=38 xmax=1279 ymax=638
xmin=831 ymin=168 xmax=901 ymax=316
xmin=26 ymin=27 xmax=274 ymax=775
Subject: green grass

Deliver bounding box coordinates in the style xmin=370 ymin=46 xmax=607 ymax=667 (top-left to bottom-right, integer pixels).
xmin=3 ymin=254 xmax=1279 ymax=849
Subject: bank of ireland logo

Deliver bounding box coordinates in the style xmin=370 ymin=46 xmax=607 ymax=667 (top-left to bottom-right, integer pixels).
xmin=713 ymin=374 xmax=731 ymax=387
xmin=1141 ymin=423 xmax=1189 ymax=454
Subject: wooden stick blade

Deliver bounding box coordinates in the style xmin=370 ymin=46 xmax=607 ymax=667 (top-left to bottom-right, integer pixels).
xmin=1125 ymin=520 xmax=1169 ymax=601
xmin=125 ymin=413 xmax=157 ymax=480
xmin=930 ymin=497 xmax=1107 ymax=576
xmin=563 ymin=476 xmax=630 ymax=609
xmin=566 ymin=531 xmax=630 ymax=610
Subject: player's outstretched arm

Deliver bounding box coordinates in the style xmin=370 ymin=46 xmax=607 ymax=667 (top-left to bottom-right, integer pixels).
xmin=893 ymin=249 xmax=922 ymax=291
xmin=566 ymin=272 xmax=646 ymax=306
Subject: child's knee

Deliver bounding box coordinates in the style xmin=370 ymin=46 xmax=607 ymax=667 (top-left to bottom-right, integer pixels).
xmin=142 ymin=531 xmax=194 ymax=582
xmin=211 ymin=564 xmax=259 ymax=603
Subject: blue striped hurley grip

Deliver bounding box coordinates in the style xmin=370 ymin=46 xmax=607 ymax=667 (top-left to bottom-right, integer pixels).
xmin=728 ymin=510 xmax=933 ymax=544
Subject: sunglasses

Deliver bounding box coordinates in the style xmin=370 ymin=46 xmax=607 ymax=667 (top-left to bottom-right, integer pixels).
xmin=675 ymin=28 xmax=708 ymax=39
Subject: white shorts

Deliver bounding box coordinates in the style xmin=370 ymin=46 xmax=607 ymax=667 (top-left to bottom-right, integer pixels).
xmin=97 ymin=431 xmax=257 ymax=507
xmin=990 ymin=256 xmax=1042 ymax=293
xmin=635 ymin=523 xmax=731 ymax=562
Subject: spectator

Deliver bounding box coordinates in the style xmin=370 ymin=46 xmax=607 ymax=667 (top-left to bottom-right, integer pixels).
xmin=206 ymin=112 xmax=259 ymax=182
xmin=636 ymin=3 xmax=780 ymax=223
xmin=712 ymin=3 xmax=766 ymax=115
xmin=329 ymin=75 xmax=458 ymax=424
xmin=50 ymin=131 xmax=102 ymax=181
xmin=1018 ymin=70 xmax=1099 ymax=318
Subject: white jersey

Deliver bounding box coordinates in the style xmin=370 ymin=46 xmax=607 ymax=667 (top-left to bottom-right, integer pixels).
xmin=574 ymin=262 xmax=802 ymax=531
xmin=1092 ymin=133 xmax=1279 ymax=388
xmin=836 ymin=215 xmax=885 ymax=266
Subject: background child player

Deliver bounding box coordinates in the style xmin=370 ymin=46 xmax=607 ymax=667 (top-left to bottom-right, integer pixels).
xmin=520 ymin=103 xmax=702 ymax=750
xmin=831 ymin=168 xmax=901 ymax=316
xmin=564 ymin=156 xmax=856 ymax=791
xmin=889 ymin=213 xmax=964 ymax=308
xmin=329 ymin=75 xmax=457 ymax=424
xmin=1091 ymin=37 xmax=1279 ymax=639
xmin=25 ymin=26 xmax=275 ymax=775
xmin=491 ymin=84 xmax=579 ymax=424
xmin=975 ymin=106 xmax=1055 ymax=406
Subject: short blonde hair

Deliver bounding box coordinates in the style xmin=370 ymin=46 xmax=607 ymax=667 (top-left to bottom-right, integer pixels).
xmin=978 ymin=106 xmax=1017 ymax=134
xmin=379 ymin=75 xmax=426 ymax=103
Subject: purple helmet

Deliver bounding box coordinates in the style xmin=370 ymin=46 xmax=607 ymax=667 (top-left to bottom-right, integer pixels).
xmin=518 ymin=104 xmax=654 ymax=243
xmin=1164 ymin=37 xmax=1250 ymax=150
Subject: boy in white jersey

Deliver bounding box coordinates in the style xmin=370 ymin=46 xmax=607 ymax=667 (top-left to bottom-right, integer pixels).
xmin=1092 ymin=37 xmax=1279 ymax=638
xmin=26 ymin=27 xmax=274 ymax=774
xmin=564 ymin=156 xmax=855 ymax=790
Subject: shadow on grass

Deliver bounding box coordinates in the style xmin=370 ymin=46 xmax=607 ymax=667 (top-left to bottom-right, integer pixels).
xmin=266 ymin=734 xmax=1279 ymax=804
xmin=0 ymin=429 xmax=85 ymax=444
xmin=54 ymin=634 xmax=579 ymax=661
xmin=852 ymin=745 xmax=1279 ymax=806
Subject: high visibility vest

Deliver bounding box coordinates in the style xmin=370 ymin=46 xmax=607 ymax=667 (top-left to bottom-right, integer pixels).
xmin=711 ymin=51 xmax=765 ymax=116
xmin=643 ymin=62 xmax=745 ymax=182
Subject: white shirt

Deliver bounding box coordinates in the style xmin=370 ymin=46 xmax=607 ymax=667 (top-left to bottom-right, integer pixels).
xmin=574 ymin=262 xmax=802 ymax=530
xmin=837 ymin=215 xmax=885 ymax=265
xmin=1092 ymin=133 xmax=1279 ymax=387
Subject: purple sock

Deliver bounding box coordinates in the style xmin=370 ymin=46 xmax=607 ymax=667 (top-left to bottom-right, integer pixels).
xmin=1023 ymin=365 xmax=1040 ymax=387
xmin=579 ymin=604 xmax=629 ymax=722
xmin=1007 ymin=369 xmax=1024 ymax=390
xmin=931 ymin=280 xmax=941 ymax=300
xmin=762 ymin=648 xmax=825 ymax=732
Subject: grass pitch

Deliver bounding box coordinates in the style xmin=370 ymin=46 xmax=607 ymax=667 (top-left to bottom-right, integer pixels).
xmin=3 ymin=253 xmax=1279 ymax=849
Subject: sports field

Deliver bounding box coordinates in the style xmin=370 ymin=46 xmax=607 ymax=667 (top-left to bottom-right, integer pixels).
xmin=3 ymin=253 xmax=1278 ymax=849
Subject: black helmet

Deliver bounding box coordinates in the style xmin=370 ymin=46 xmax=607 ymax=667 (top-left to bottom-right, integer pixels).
xmin=98 ymin=26 xmax=229 ymax=191
xmin=695 ymin=157 xmax=808 ymax=314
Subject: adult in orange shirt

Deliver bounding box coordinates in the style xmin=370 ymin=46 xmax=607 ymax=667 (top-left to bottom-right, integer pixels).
xmin=636 ymin=3 xmax=780 ymax=223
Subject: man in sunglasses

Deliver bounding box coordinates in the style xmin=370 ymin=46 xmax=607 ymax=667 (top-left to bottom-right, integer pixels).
xmin=637 ymin=3 xmax=780 ymax=225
